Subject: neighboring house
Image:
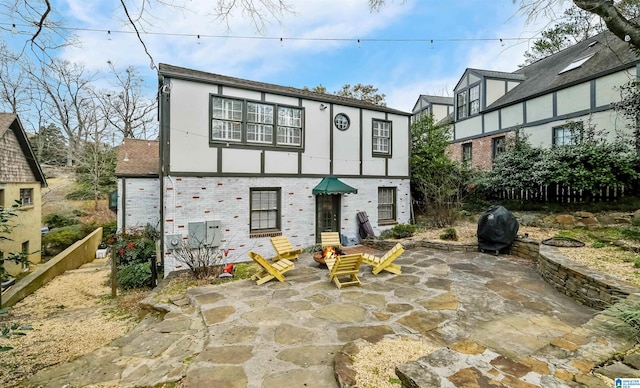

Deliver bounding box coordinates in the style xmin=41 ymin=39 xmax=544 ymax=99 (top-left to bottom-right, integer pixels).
xmin=444 ymin=28 xmax=638 ymax=169
xmin=157 ymin=63 xmax=411 ymax=275
xmin=411 ymin=94 xmax=454 ymax=125
xmin=114 ymin=138 xmax=160 ymax=232
xmin=0 ymin=113 xmax=47 ymax=277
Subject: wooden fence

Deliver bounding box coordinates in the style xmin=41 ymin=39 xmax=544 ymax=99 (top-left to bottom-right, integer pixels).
xmin=492 ymin=184 xmax=625 ymax=203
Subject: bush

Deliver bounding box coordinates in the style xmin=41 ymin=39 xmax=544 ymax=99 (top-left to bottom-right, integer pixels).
xmin=440 ymin=228 xmax=458 ymax=241
xmin=117 ymin=262 xmax=152 ymax=290
xmin=384 ymin=224 xmax=417 ymax=239
xmin=42 ymin=225 xmax=90 ymax=256
xmin=42 ymin=212 xmax=78 ymax=229
xmin=101 ymin=221 xmax=118 ymax=243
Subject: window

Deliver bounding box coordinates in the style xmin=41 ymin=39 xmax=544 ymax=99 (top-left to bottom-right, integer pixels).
xmin=462 ymin=143 xmax=472 ymax=164
xmin=469 ymin=85 xmax=480 ymax=115
xmin=247 ymin=102 xmax=274 ymax=144
xmin=456 ymin=91 xmax=467 ymax=119
xmin=559 ymin=55 xmax=594 ymax=74
xmin=378 ymin=187 xmax=396 ymax=222
xmin=0 ymin=189 xmax=4 ymax=210
xmin=250 ymin=188 xmax=280 ymax=232
xmin=277 ymin=107 xmax=302 ymax=146
xmin=211 ymin=97 xmax=243 ymax=141
xmin=372 ymin=119 xmax=391 ymax=155
xmin=20 ymin=188 xmax=33 ymax=206
xmin=553 ymin=122 xmax=582 ymax=146
xmin=211 ymin=96 xmax=303 ymax=148
xmin=21 ymin=241 xmax=29 ymax=255
xmin=492 ymin=136 xmax=506 ymax=159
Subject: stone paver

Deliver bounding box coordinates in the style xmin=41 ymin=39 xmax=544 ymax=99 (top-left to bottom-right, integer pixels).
xmin=24 ymin=247 xmax=639 ymax=387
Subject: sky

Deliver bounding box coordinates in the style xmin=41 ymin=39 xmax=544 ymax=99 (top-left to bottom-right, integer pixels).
xmin=3 ymin=0 xmax=563 ymax=113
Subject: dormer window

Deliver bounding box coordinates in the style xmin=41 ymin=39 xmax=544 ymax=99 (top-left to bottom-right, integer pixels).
xmin=456 ymin=84 xmax=480 ymax=119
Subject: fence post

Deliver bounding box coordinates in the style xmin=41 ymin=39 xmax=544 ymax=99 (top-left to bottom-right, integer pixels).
xmin=111 ymin=253 xmax=117 ymax=298
xmin=149 ymin=254 xmax=157 ymax=288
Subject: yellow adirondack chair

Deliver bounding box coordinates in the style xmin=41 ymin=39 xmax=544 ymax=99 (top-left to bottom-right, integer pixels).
xmin=325 ymin=253 xmax=363 ymax=289
xmin=321 ymin=232 xmax=342 ymax=248
xmin=248 ymin=251 xmax=295 ymax=285
xmin=361 ymin=243 xmax=404 ymax=275
xmin=270 ymin=236 xmax=303 ymax=261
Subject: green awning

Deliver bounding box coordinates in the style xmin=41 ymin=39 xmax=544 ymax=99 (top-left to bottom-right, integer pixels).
xmin=312 ymin=177 xmax=358 ymax=195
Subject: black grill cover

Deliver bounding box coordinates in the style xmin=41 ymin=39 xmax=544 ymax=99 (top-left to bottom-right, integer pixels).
xmin=477 ymin=206 xmax=519 ymax=252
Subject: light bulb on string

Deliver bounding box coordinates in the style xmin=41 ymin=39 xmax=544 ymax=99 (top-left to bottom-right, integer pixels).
xmin=197 ymin=35 xmax=201 ymax=45
xmin=12 ymin=24 xmax=17 ymax=34
xmin=280 ymin=37 xmax=283 ymax=47
xmin=500 ymin=38 xmax=505 ymax=47
xmin=107 ymin=30 xmax=111 ymax=41
xmin=357 ymin=39 xmax=361 ymax=48
xmin=430 ymin=39 xmax=434 ymax=49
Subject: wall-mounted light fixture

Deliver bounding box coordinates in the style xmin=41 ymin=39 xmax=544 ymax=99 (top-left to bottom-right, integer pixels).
xmin=319 ymin=103 xmax=327 ymax=111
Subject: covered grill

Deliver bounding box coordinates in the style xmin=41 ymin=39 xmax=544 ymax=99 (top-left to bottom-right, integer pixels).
xmin=477 ymin=205 xmax=519 ymax=254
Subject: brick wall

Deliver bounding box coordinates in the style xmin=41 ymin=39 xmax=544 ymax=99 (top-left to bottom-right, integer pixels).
xmin=118 ymin=177 xmax=160 ymax=231
xmin=447 ymin=131 xmax=515 ymax=170
xmin=162 ymin=176 xmax=411 ymax=275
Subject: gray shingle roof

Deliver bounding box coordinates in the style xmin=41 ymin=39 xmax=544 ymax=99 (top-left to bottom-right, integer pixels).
xmin=158 ymin=63 xmax=410 ymax=116
xmin=488 ymin=30 xmax=639 ymax=109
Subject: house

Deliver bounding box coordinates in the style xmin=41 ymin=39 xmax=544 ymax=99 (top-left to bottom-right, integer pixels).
xmin=443 ymin=27 xmax=639 ymax=169
xmin=0 ymin=113 xmax=47 ymax=276
xmin=114 ymin=138 xmax=160 ymax=232
xmin=411 ymin=94 xmax=454 ymax=125
xmin=157 ymin=64 xmax=411 ymax=276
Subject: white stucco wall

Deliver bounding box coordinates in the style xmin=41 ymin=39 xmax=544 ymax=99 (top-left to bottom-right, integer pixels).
xmin=486 ymin=79 xmax=505 ymax=107
xmin=501 ymin=102 xmax=524 ymax=128
xmin=525 ymin=94 xmax=553 ymax=123
xmin=595 ymin=69 xmax=634 ymax=107
xmin=454 ymin=116 xmax=482 ymax=139
xmin=118 ymin=177 xmax=161 ymax=231
xmin=161 ymin=176 xmax=411 ymax=275
xmin=557 ymin=82 xmax=590 ymax=116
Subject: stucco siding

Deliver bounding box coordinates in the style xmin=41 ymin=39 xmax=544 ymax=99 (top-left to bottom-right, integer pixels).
xmin=454 ymin=116 xmax=482 ymax=139
xmin=484 ymin=110 xmax=499 ymax=133
xmin=557 ymin=82 xmax=590 ymax=115
xmin=595 ymin=69 xmax=634 ymax=107
xmin=501 ymin=103 xmax=524 ymax=128
xmin=526 ymin=94 xmax=553 ymax=123
xmin=486 ymin=79 xmax=505 ymax=107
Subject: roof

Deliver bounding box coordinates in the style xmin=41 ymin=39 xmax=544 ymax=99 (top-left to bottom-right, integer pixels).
xmin=0 ymin=112 xmax=47 ymax=187
xmin=489 ymin=29 xmax=639 ymax=109
xmin=115 ymin=138 xmax=159 ymax=177
xmin=312 ymin=177 xmax=358 ymax=195
xmin=412 ymin=95 xmax=454 ymax=114
xmin=158 ymin=63 xmax=410 ymax=116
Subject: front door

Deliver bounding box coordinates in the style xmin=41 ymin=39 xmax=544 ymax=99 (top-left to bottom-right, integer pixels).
xmin=316 ymin=195 xmax=340 ymax=243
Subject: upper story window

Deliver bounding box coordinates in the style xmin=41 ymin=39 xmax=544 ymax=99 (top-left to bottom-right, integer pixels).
xmin=492 ymin=136 xmax=506 ymax=159
xmin=553 ymin=122 xmax=582 ymax=146
xmin=20 ymin=188 xmax=33 ymax=206
xmin=372 ymin=119 xmax=391 ymax=156
xmin=456 ymin=83 xmax=481 ymax=120
xmin=456 ymin=91 xmax=467 ymax=119
xmin=211 ymin=96 xmax=303 ymax=148
xmin=462 ymin=143 xmax=472 ymax=164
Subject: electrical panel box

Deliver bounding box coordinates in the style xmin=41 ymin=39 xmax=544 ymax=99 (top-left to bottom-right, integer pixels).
xmin=188 ymin=220 xmax=222 ymax=248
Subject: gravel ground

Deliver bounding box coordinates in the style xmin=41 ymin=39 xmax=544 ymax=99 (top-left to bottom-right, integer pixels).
xmin=0 ymin=258 xmax=139 ymax=387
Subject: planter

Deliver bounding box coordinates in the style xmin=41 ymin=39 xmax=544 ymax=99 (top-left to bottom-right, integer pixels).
xmin=313 ymin=252 xmax=325 ymax=265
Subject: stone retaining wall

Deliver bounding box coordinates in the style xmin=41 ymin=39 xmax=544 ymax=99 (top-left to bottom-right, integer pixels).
xmin=362 ymin=236 xmax=640 ymax=311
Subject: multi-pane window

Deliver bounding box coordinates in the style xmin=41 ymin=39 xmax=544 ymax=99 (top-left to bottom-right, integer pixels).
xmin=211 ymin=96 xmax=303 ymax=147
xmin=492 ymin=136 xmax=506 ymax=159
xmin=378 ymin=187 xmax=396 ymax=222
xmin=553 ymin=122 xmax=582 ymax=146
xmin=247 ymin=102 xmax=274 ymax=144
xmin=372 ymin=120 xmax=391 ymax=155
xmin=20 ymin=188 xmax=33 ymax=206
xmin=211 ymin=97 xmax=243 ymax=141
xmin=469 ymin=85 xmax=480 ymax=115
xmin=462 ymin=143 xmax=472 ymax=164
xmin=456 ymin=91 xmax=467 ymax=119
xmin=277 ymin=107 xmax=302 ymax=146
xmin=250 ymin=188 xmax=280 ymax=232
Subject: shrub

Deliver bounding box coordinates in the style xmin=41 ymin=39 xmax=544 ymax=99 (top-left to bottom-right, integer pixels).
xmin=603 ymin=298 xmax=640 ymax=333
xmin=101 ymin=221 xmax=118 ymax=243
xmin=389 ymin=224 xmax=417 ymax=239
xmin=621 ymin=228 xmax=640 ymax=242
xmin=440 ymin=228 xmax=458 ymax=241
xmin=42 ymin=225 xmax=90 ymax=256
xmin=117 ymin=262 xmax=152 ymax=290
xmin=42 ymin=212 xmax=78 ymax=229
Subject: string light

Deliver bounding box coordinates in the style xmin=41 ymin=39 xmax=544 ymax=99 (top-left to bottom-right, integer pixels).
xmin=197 ymin=34 xmax=201 ymax=45
xmin=107 ymin=30 xmax=111 ymax=41
xmin=280 ymin=37 xmax=283 ymax=47
xmin=1 ymin=22 xmax=532 ymax=47
xmin=500 ymin=38 xmax=505 ymax=47
xmin=430 ymin=39 xmax=433 ymax=49
xmin=11 ymin=23 xmax=17 ymax=34
xmin=357 ymin=38 xmax=360 ymax=48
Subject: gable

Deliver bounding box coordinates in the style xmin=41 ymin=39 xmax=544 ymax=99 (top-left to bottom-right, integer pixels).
xmin=0 ymin=114 xmax=45 ymax=185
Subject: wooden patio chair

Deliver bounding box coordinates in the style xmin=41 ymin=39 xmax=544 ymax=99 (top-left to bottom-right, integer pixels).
xmin=361 ymin=243 xmax=404 ymax=275
xmin=247 ymin=251 xmax=295 ymax=285
xmin=321 ymin=232 xmax=342 ymax=248
xmin=270 ymin=236 xmax=303 ymax=261
xmin=325 ymin=253 xmax=363 ymax=289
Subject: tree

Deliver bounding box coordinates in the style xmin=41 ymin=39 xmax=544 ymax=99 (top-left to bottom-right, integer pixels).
xmin=28 ymin=123 xmax=67 ymax=166
xmin=521 ymin=6 xmax=603 ymax=65
xmin=335 ymin=84 xmax=386 ymax=106
xmin=302 ymin=84 xmax=328 ymax=94
xmin=99 ymin=64 xmax=157 ymax=139
xmin=410 ymin=115 xmax=472 ymax=226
